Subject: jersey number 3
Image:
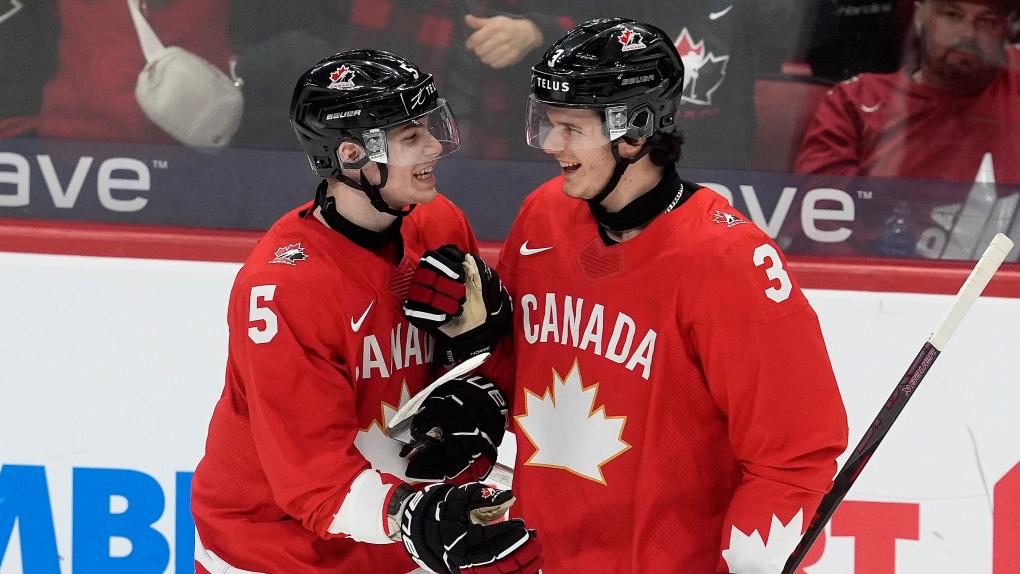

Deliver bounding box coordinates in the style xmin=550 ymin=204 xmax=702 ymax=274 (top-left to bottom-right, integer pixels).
xmin=248 ymin=285 xmax=278 ymax=343
xmin=753 ymin=244 xmax=792 ymax=303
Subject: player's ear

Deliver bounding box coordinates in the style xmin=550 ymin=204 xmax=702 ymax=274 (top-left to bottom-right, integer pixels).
xmin=337 ymin=140 xmax=367 ymax=164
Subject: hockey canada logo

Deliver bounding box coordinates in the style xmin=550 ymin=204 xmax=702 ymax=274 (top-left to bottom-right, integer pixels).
xmin=328 ymin=66 xmax=356 ymax=90
xmin=712 ymin=210 xmax=747 ymax=228
xmin=617 ymin=28 xmax=646 ymax=52
xmin=675 ymin=28 xmax=729 ymax=106
xmin=270 ymin=243 xmax=308 ymax=265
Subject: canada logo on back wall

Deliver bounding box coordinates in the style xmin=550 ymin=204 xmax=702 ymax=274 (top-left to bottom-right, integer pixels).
xmin=675 ymin=28 xmax=729 ymax=106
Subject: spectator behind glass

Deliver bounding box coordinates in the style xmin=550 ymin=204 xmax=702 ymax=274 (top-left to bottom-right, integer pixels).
xmin=228 ymin=0 xmax=591 ymax=156
xmin=38 ymin=0 xmax=232 ymax=145
xmin=455 ymin=1 xmax=591 ymax=160
xmin=805 ymin=0 xmax=915 ymax=82
xmin=585 ymin=0 xmax=811 ymax=170
xmin=795 ymin=0 xmax=1020 ymax=183
xmin=0 ymin=0 xmax=59 ymax=138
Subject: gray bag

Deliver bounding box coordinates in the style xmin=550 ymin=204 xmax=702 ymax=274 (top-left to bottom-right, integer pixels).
xmin=128 ymin=0 xmax=243 ymax=148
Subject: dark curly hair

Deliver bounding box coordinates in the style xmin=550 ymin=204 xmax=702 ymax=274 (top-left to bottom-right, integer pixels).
xmin=624 ymin=131 xmax=684 ymax=167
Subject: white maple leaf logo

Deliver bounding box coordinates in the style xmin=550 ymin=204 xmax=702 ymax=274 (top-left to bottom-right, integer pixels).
xmin=354 ymin=382 xmax=412 ymax=481
xmin=515 ymin=362 xmax=629 ymax=484
xmin=722 ymin=509 xmax=805 ymax=574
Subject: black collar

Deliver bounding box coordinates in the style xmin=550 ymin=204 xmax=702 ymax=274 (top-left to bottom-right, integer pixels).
xmin=310 ymin=180 xmax=404 ymax=261
xmin=589 ymin=166 xmax=696 ymax=234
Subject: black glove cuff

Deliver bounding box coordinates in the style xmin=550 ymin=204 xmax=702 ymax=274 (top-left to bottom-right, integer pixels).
xmin=400 ymin=485 xmax=456 ymax=574
xmin=434 ymin=320 xmax=505 ymax=366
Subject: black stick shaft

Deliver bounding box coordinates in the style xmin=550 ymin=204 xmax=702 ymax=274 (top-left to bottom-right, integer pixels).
xmin=781 ymin=342 xmax=940 ymax=574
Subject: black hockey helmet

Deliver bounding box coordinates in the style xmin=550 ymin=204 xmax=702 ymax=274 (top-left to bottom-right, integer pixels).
xmin=290 ymin=49 xmax=460 ymax=176
xmin=526 ymin=18 xmax=685 ymax=151
xmin=289 ymin=49 xmax=460 ymax=216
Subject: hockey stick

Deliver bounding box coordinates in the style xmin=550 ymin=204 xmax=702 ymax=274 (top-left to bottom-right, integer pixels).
xmin=781 ymin=233 xmax=1014 ymax=574
xmin=386 ymin=351 xmax=491 ymax=444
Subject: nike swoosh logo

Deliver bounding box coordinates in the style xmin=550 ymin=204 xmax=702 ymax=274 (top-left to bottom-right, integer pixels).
xmin=709 ymin=5 xmax=733 ymax=19
xmin=350 ymin=300 xmax=374 ymax=332
xmin=520 ymin=241 xmax=553 ymax=256
xmin=444 ymin=531 xmax=468 ymax=552
xmin=860 ymin=102 xmax=882 ymax=113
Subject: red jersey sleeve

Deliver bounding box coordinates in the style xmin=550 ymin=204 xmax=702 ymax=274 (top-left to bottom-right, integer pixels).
xmin=684 ymin=231 xmax=848 ymax=573
xmin=794 ymin=80 xmax=865 ymax=176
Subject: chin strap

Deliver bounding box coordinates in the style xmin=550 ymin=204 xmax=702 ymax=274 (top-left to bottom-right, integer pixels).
xmin=586 ymin=137 xmax=655 ymax=206
xmin=314 ymin=181 xmax=405 ymax=258
xmin=337 ymin=163 xmax=417 ymax=218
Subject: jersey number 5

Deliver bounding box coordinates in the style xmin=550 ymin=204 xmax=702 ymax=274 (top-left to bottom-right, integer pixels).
xmin=753 ymin=244 xmax=792 ymax=303
xmin=248 ymin=285 xmax=278 ymax=343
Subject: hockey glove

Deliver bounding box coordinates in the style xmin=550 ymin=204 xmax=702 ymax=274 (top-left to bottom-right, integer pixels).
xmin=400 ymin=374 xmax=508 ymax=483
xmin=403 ymin=244 xmax=512 ymax=367
xmin=397 ymin=483 xmax=543 ymax=574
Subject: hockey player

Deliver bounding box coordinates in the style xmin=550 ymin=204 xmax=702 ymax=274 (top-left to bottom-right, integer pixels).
xmin=404 ymin=19 xmax=849 ymax=573
xmin=191 ymin=50 xmax=540 ymax=574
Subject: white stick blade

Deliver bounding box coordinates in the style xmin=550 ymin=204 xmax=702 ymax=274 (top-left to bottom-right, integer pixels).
xmin=929 ymin=233 xmax=1013 ymax=350
xmin=386 ymin=352 xmax=490 ymax=442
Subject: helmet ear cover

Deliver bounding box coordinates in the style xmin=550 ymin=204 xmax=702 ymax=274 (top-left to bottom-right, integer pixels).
xmin=624 ymin=103 xmax=655 ymax=140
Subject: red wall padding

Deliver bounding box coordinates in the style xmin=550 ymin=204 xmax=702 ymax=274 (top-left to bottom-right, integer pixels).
xmin=2 ymin=218 xmax=1018 ymax=297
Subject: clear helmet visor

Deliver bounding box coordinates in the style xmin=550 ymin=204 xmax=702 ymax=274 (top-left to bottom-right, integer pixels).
xmin=361 ymin=99 xmax=460 ymax=166
xmin=525 ymin=96 xmax=629 ymax=152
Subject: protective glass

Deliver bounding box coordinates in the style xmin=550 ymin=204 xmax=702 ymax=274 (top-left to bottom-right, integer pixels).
xmin=363 ymin=100 xmax=460 ymax=166
xmin=525 ymin=96 xmax=628 ymax=151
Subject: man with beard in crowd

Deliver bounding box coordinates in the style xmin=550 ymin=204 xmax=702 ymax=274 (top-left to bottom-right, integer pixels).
xmin=795 ymin=0 xmax=1020 ymax=183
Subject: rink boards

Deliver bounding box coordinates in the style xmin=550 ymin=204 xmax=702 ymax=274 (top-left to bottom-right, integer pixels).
xmin=0 ymin=251 xmax=1018 ymax=574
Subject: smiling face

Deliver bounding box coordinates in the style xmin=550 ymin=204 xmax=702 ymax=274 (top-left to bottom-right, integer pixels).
xmin=539 ymin=106 xmax=618 ymax=200
xmin=915 ymin=0 xmax=1009 ymax=94
xmin=376 ymin=120 xmax=444 ymax=207
xmin=337 ymin=119 xmax=444 ymax=209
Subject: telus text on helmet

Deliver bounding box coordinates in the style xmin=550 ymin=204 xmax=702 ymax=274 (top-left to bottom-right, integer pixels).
xmin=534 ymin=76 xmax=570 ymax=92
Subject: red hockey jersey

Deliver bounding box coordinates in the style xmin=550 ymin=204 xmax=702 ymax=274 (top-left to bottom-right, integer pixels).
xmin=794 ymin=45 xmax=1020 ymax=183
xmin=192 ymin=195 xmax=477 ymax=573
xmin=491 ymin=177 xmax=848 ymax=573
